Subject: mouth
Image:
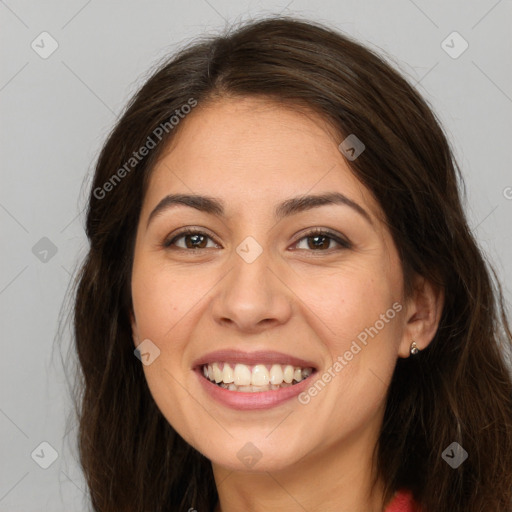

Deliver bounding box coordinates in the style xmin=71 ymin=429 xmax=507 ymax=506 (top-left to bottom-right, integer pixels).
xmin=200 ymin=362 xmax=316 ymax=392
xmin=192 ymin=350 xmax=319 ymax=409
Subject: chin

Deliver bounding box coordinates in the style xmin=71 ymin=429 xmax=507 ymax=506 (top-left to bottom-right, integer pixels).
xmin=209 ymin=450 xmax=301 ymax=473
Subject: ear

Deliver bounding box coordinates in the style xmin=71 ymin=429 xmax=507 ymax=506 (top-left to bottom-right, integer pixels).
xmin=398 ymin=274 xmax=444 ymax=358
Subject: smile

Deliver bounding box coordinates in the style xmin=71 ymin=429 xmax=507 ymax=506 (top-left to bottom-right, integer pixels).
xmin=202 ymin=362 xmax=314 ymax=392
xmin=193 ymin=349 xmax=319 ymax=409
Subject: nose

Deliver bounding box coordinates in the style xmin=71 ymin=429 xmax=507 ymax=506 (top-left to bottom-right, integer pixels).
xmin=210 ymin=246 xmax=293 ymax=334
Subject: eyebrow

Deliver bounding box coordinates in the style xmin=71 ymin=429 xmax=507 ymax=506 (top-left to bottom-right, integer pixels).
xmin=146 ymin=192 xmax=374 ymax=228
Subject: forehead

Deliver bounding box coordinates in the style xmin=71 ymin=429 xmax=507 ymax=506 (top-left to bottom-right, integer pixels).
xmin=143 ymin=96 xmax=384 ymax=225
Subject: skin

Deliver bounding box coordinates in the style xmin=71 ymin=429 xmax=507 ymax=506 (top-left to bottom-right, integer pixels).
xmin=130 ymin=97 xmax=444 ymax=512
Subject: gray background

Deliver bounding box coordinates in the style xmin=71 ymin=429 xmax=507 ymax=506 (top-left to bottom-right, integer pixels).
xmin=1 ymin=0 xmax=511 ymax=510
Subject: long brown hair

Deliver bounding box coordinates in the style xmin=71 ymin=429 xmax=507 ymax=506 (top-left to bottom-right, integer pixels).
xmin=68 ymin=16 xmax=512 ymax=511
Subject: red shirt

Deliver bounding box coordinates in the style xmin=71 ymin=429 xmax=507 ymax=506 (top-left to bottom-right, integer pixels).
xmin=384 ymin=489 xmax=421 ymax=512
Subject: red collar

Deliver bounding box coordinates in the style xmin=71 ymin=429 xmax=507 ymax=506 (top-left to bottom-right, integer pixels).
xmin=384 ymin=489 xmax=421 ymax=512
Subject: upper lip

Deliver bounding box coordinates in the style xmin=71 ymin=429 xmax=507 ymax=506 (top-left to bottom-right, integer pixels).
xmin=192 ymin=350 xmax=318 ymax=369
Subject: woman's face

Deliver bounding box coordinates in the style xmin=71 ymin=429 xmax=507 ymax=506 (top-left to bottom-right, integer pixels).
xmin=130 ymin=96 xmax=415 ymax=473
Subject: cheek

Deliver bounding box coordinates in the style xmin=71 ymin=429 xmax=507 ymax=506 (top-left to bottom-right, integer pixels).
xmin=131 ymin=260 xmax=213 ymax=343
xmin=130 ymin=260 xmax=214 ymax=445
xmin=289 ymin=261 xmax=401 ymax=352
xmin=290 ymin=266 xmax=402 ymax=444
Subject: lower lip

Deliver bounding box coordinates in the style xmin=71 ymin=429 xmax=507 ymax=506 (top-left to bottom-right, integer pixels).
xmin=195 ymin=369 xmax=316 ymax=410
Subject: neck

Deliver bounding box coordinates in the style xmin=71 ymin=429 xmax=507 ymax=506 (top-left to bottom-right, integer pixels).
xmin=212 ymin=423 xmax=388 ymax=512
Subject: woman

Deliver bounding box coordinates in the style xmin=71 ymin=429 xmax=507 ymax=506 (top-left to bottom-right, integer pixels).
xmin=72 ymin=16 xmax=512 ymax=511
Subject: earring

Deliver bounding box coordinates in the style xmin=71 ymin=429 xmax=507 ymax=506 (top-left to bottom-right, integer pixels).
xmin=410 ymin=341 xmax=420 ymax=356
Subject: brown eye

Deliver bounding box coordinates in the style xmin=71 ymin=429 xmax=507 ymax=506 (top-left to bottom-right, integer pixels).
xmin=181 ymin=233 xmax=208 ymax=249
xmin=164 ymin=229 xmax=219 ymax=250
xmin=294 ymin=230 xmax=351 ymax=251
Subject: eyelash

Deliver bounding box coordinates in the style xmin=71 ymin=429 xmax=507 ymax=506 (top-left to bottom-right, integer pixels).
xmin=162 ymin=228 xmax=352 ymax=252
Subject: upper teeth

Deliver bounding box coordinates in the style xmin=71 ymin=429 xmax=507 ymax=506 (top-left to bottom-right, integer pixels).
xmin=202 ymin=362 xmax=313 ymax=386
